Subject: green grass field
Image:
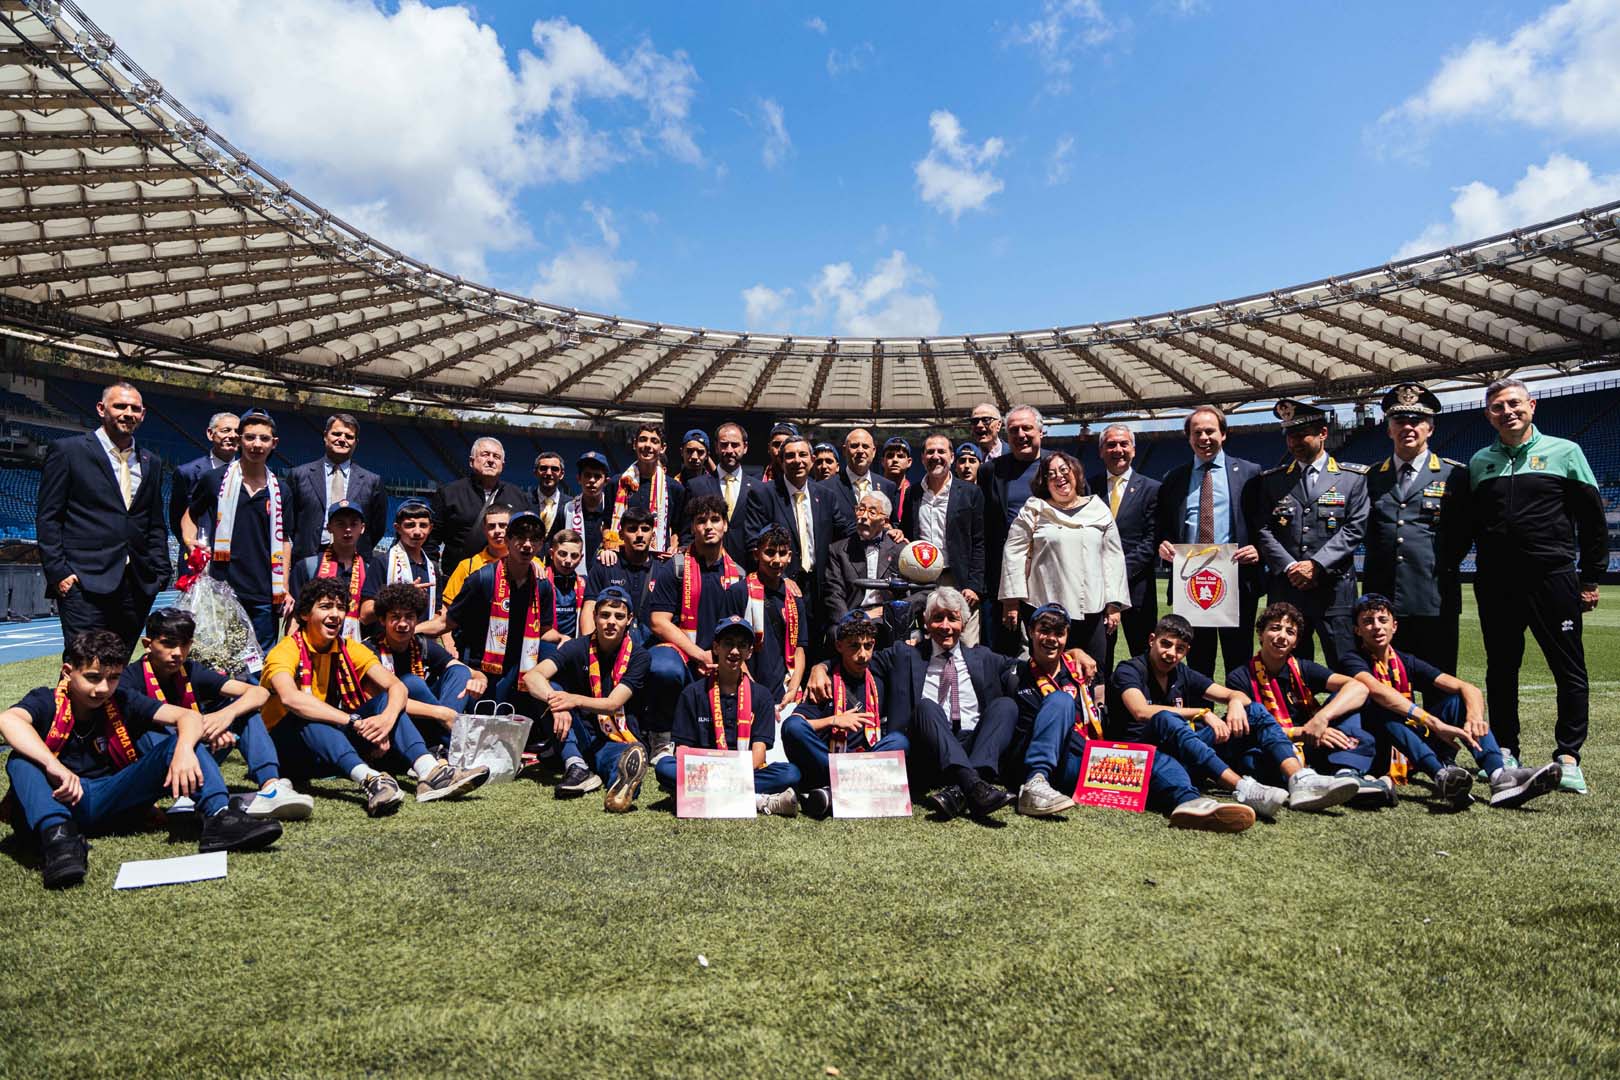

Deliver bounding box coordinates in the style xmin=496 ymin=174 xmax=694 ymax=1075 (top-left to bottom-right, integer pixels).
xmin=1 ymin=597 xmax=1616 ymax=1079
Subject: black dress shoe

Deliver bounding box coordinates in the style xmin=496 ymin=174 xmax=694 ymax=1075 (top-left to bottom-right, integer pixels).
xmin=924 ymin=785 xmax=965 ymax=818
xmin=799 ymin=786 xmax=833 ymax=819
xmin=199 ymin=806 xmax=283 ymax=853
xmin=40 ymin=821 xmax=89 ymax=889
xmin=965 ymin=779 xmax=1016 ymax=818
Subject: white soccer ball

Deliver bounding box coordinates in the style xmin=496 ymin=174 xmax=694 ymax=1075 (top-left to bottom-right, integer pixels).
xmin=896 ymin=539 xmax=945 ymax=584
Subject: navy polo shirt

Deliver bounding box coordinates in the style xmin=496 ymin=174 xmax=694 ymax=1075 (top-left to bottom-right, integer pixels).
xmin=447 ymin=562 xmax=543 ymax=670
xmin=287 ymin=553 xmax=382 ymax=610
xmin=791 ymin=664 xmax=893 ymax=749
xmin=1339 ymin=647 xmax=1444 ymax=698
xmin=743 ymin=578 xmax=808 ymax=704
xmin=671 ymin=675 xmax=776 ymax=750
xmin=551 ymin=635 xmax=653 ymax=740
xmin=550 ymin=570 xmax=582 ymax=638
xmin=585 ymin=556 xmax=656 ymax=632
xmin=191 ymin=468 xmax=298 ymax=606
xmin=118 ymin=658 xmax=231 ymax=712
xmin=1107 ymin=655 xmax=1213 ymax=739
xmin=1225 ymin=658 xmax=1335 ymax=718
xmin=648 ymin=554 xmax=747 ymax=649
xmin=364 ymin=632 xmax=457 ymax=684
xmin=16 ymin=685 xmax=162 ymax=779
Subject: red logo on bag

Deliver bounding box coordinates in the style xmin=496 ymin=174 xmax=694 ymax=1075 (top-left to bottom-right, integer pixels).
xmin=1187 ymin=567 xmax=1226 ymax=611
xmin=911 ymin=542 xmax=939 ymax=567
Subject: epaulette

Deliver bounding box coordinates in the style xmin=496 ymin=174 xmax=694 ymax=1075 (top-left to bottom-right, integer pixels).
xmin=1441 ymin=457 xmax=1465 ymax=469
xmin=1337 ymin=461 xmax=1370 ymax=474
xmin=1261 ymin=464 xmax=1290 ymax=476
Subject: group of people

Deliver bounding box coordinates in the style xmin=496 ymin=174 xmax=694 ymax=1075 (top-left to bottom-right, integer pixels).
xmin=12 ymin=374 xmax=1604 ymax=885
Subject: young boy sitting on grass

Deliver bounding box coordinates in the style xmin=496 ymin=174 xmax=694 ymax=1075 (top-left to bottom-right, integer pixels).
xmin=656 ymin=615 xmax=801 ymax=817
xmin=1 ymin=630 xmax=282 ymax=889
xmin=1227 ymin=601 xmax=1394 ymax=808
xmin=1341 ymin=593 xmax=1561 ymax=810
xmin=121 ymin=607 xmax=314 ymax=821
xmin=263 ymin=578 xmax=488 ymax=818
xmin=368 ymin=582 xmax=485 ymax=751
xmin=1108 ymin=615 xmax=1360 ymax=821
xmin=525 ymin=586 xmax=651 ymax=812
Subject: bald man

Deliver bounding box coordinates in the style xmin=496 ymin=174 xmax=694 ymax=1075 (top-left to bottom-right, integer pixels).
xmin=824 ymin=427 xmax=898 ymax=525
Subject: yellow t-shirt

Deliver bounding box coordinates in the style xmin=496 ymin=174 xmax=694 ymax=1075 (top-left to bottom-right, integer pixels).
xmin=260 ymin=634 xmax=379 ymax=730
xmin=440 ymin=549 xmax=499 ymax=608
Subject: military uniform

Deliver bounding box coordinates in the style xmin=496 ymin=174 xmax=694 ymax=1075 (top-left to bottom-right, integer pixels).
xmin=1254 ymin=400 xmax=1369 ymax=668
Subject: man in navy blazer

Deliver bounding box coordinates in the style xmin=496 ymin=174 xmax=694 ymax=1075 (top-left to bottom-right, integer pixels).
xmin=821 ymin=427 xmax=898 ymax=524
xmin=168 ymin=409 xmax=238 ymax=552
xmin=1088 ymin=423 xmax=1162 ymax=669
xmin=681 ymin=421 xmax=760 ymax=565
xmin=285 ymin=413 xmax=387 ymax=561
xmin=741 ymin=434 xmax=851 ymax=646
xmin=1153 ymin=406 xmax=1264 ymax=679
xmin=35 ymin=382 xmax=170 ymax=651
xmin=900 ymin=434 xmax=986 ymax=643
xmin=979 ymin=405 xmax=1050 ymax=655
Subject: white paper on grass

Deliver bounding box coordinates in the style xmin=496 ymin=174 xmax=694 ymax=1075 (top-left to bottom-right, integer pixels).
xmin=113 ymin=850 xmax=227 ymax=890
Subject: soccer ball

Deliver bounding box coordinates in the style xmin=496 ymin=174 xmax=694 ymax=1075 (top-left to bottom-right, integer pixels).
xmin=896 ymin=540 xmax=944 ymax=584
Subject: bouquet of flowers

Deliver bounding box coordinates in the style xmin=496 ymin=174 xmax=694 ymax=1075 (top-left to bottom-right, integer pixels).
xmin=173 ymin=548 xmax=264 ymax=675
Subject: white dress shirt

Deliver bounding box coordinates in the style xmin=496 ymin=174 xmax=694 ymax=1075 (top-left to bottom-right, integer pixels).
xmin=916 ymin=477 xmax=951 ymax=566
xmin=94 ymin=426 xmax=141 ymax=499
xmin=921 ymin=645 xmax=979 ymax=732
xmin=1106 ymin=468 xmax=1133 ymax=514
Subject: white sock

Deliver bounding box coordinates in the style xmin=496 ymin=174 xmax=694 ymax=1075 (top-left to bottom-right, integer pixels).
xmin=349 ymin=763 xmax=381 ymax=784
xmin=412 ymin=754 xmax=439 ymax=779
xmin=565 ymin=756 xmax=587 ymax=771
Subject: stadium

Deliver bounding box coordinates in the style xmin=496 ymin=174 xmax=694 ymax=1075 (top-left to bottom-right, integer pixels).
xmin=2 ymin=2 xmax=1618 ymax=1077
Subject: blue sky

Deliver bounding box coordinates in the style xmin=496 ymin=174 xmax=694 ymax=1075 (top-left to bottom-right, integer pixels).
xmin=97 ymin=1 xmax=1620 ymax=338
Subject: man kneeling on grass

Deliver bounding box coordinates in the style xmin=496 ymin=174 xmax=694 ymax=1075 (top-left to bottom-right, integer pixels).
xmin=525 ymin=586 xmax=651 ymax=813
xmin=263 ymin=578 xmax=488 ymax=817
xmin=783 ymin=610 xmax=910 ymax=819
xmin=369 ymin=583 xmax=485 ymax=752
xmin=121 ymin=607 xmax=314 ymax=821
xmin=1011 ymin=603 xmax=1254 ymax=831
xmin=1 ymin=630 xmax=281 ymax=889
xmin=1108 ymin=615 xmax=1361 ymax=821
xmin=655 ymin=615 xmax=801 ymax=816
xmin=1341 ymin=594 xmax=1561 ymax=810
xmin=1227 ymin=601 xmax=1394 ymax=809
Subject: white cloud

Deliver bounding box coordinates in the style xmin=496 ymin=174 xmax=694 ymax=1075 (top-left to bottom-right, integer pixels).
xmin=1010 ymin=0 xmax=1122 ymax=95
xmin=1046 ymin=133 xmax=1076 ymax=185
xmin=1387 ymin=0 xmax=1620 ymax=136
xmin=1395 ymin=154 xmax=1620 ymax=258
xmin=743 ymin=251 xmax=941 ymax=336
xmin=531 ymin=201 xmax=636 ymax=308
xmin=914 ymin=110 xmax=1005 ymax=220
xmin=760 ymin=98 xmax=792 ymax=169
xmin=93 ymin=1 xmax=702 ymax=278
xmin=827 ymin=41 xmax=875 ymax=77
xmin=805 ymin=16 xmax=828 ymax=34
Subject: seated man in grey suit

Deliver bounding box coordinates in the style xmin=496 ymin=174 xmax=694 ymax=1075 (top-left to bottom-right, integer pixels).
xmin=823 ymin=490 xmax=904 ymax=636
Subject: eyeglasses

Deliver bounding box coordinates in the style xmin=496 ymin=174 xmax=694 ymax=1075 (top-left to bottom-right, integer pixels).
xmin=970 ymin=416 xmax=997 ymax=425
xmin=1047 ymin=467 xmax=1074 ymax=479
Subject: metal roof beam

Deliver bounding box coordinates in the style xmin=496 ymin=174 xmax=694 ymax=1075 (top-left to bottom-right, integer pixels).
xmin=1153 ymin=331 xmax=1271 ymax=388
xmin=1477 ymin=264 xmax=1620 ymax=323
xmin=1014 ymin=341 xmax=1079 ymax=409
xmin=806 ymin=341 xmax=840 ymax=413
xmin=1195 ymin=325 xmax=1323 ymax=383
xmin=1248 ymin=316 xmax=1386 ymax=377
xmin=334 ymin=311 xmax=509 ymax=375
xmin=548 ymin=327 xmax=660 ymax=397
xmin=963 ymin=339 xmax=1010 ymax=411
xmin=1357 ymin=292 xmax=1528 ymax=357
xmin=109 ymin=278 xmax=409 ymax=324
xmin=412 ymin=321 xmax=547 ymax=382
xmin=677 ymin=336 xmax=747 ymax=407
xmin=0 ymin=193 xmax=243 ymax=224
xmin=1425 ymin=279 xmax=1610 ymax=345
xmin=478 ymin=320 xmax=609 ymax=391
xmin=1058 ymin=338 xmax=1144 ymax=403
xmin=67 ymin=265 xmax=372 ymax=308
xmin=261 ymin=299 xmax=454 ymax=354
xmin=1108 ymin=338 xmax=1207 ymax=396
xmin=743 ymin=340 xmax=794 ymax=411
xmin=621 ymin=332 xmax=704 ymax=400
xmin=2 ymin=251 xmax=336 ymax=289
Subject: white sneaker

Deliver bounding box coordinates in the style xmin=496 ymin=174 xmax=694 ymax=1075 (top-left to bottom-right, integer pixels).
xmin=1169 ymin=797 xmax=1255 ymax=833
xmin=1286 ymin=768 xmax=1360 ymax=812
xmin=1017 ymin=773 xmax=1075 ymax=816
xmin=244 ymin=777 xmax=315 ymax=821
xmin=1234 ymin=776 xmax=1288 ymax=820
xmin=758 ymin=789 xmax=800 ymax=817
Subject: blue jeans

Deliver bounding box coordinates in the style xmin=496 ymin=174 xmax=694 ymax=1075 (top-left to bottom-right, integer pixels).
xmin=1363 ymin=692 xmax=1504 ymax=779
xmin=779 ymin=714 xmax=909 ymax=790
xmin=243 ymin=601 xmax=279 ymax=658
xmin=645 ymin=644 xmax=692 ymax=733
xmin=398 ymin=664 xmax=474 ymax=749
xmin=1144 ymin=704 xmax=1299 ymax=785
xmin=214 ymin=712 xmax=281 ymax=787
xmin=270 ymin=693 xmax=432 ymax=780
xmin=5 ymin=731 xmax=229 ymax=836
xmin=476 ymin=645 xmax=562 ymax=707
xmin=1248 ymin=703 xmax=1378 ymax=775
xmin=654 ymin=756 xmax=801 ymax=794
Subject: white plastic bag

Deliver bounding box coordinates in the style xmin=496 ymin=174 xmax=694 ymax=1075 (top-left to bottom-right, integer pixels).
xmin=175 ymin=572 xmax=265 ymax=675
xmin=448 ymin=701 xmax=533 ymax=784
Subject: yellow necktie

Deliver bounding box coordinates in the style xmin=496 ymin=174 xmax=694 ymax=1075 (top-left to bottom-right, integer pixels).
xmin=795 ymin=491 xmax=813 ymax=572
xmin=855 ymin=476 xmax=870 ymax=499
xmin=542 ymin=497 xmax=555 ymax=532
xmin=114 ymin=447 xmax=133 ymax=509
xmin=1109 ymin=475 xmax=1123 ymax=516
xmin=723 ymin=474 xmax=737 ymax=517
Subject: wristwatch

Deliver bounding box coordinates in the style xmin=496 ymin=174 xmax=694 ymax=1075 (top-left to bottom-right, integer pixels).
xmin=345 ymin=712 xmax=360 ymax=732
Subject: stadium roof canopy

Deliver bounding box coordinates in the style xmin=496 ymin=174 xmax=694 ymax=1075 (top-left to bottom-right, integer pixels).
xmin=3 ymin=1 xmax=1620 ymax=425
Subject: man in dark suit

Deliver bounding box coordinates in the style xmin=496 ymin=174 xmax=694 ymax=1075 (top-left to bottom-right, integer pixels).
xmin=1361 ymin=383 xmax=1470 ymax=675
xmin=742 ymin=434 xmax=851 ymax=647
xmin=901 ymin=434 xmax=986 ymax=644
xmin=286 ymin=413 xmax=387 ymax=562
xmin=1254 ymin=400 xmax=1370 ymax=669
xmin=1089 ymin=423 xmax=1162 ymax=669
xmin=822 ymin=427 xmax=898 ymax=524
xmin=824 ymin=490 xmax=905 ymax=632
xmin=36 ymin=381 xmax=170 ymax=651
xmin=1154 ymin=405 xmax=1264 ymax=679
xmin=682 ymin=421 xmax=760 ymax=565
xmin=169 ymin=409 xmax=238 ymax=552
xmin=429 ymin=436 xmax=533 ymax=576
xmin=530 ymin=450 xmax=567 ymax=539
xmin=980 ymin=404 xmax=1049 ymax=655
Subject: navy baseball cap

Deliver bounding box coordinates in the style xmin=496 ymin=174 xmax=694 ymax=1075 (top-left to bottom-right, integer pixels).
xmin=833 ymin=608 xmax=878 ymax=640
xmin=595 ymin=585 xmax=634 ymax=610
xmin=393 ymin=498 xmax=431 ymax=521
xmin=682 ymin=428 xmax=710 ymax=449
xmin=813 ymin=441 xmax=840 ymax=460
xmin=325 ymin=499 xmax=364 ymax=523
xmin=712 ymin=614 xmax=756 ymax=644
xmin=882 ymin=437 xmax=912 ymax=454
xmin=507 ymin=510 xmax=544 ymax=531
xmin=748 ymin=524 xmax=790 ymax=549
xmin=576 ymin=450 xmax=610 ymax=472
xmin=769 ymin=421 xmax=801 ymax=438
xmin=1027 ymin=601 xmax=1071 ymax=627
xmin=955 ymin=442 xmax=984 ymax=461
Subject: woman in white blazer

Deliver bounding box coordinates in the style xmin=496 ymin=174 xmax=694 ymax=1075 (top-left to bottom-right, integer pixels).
xmin=998 ymin=450 xmax=1130 ymax=663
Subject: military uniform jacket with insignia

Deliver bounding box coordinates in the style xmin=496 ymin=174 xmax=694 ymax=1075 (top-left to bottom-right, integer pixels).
xmin=1254 ymin=456 xmax=1369 ymax=615
xmin=1362 ymin=451 xmax=1469 ymax=618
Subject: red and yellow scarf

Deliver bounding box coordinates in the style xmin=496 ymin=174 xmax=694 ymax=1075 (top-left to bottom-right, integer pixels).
xmin=482 ymin=558 xmax=545 ymax=676
xmin=377 ymin=634 xmax=426 ymax=678
xmin=316 ymin=549 xmax=365 ymax=642
xmin=745 ymin=572 xmax=800 ymax=685
xmin=45 ymin=677 xmax=139 ymax=767
xmin=590 ymin=635 xmax=637 ymax=743
xmin=140 ymin=656 xmax=195 ymax=709
xmin=1369 ymin=647 xmax=1419 ymax=781
xmin=831 ymin=667 xmax=881 ymax=752
xmin=708 ymin=674 xmax=753 ymax=751
xmin=1033 ymin=654 xmax=1102 ymax=739
xmin=611 ymin=463 xmax=673 ymax=553
xmin=294 ymin=632 xmax=366 ymax=711
xmin=679 ymin=551 xmax=744 ymax=634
